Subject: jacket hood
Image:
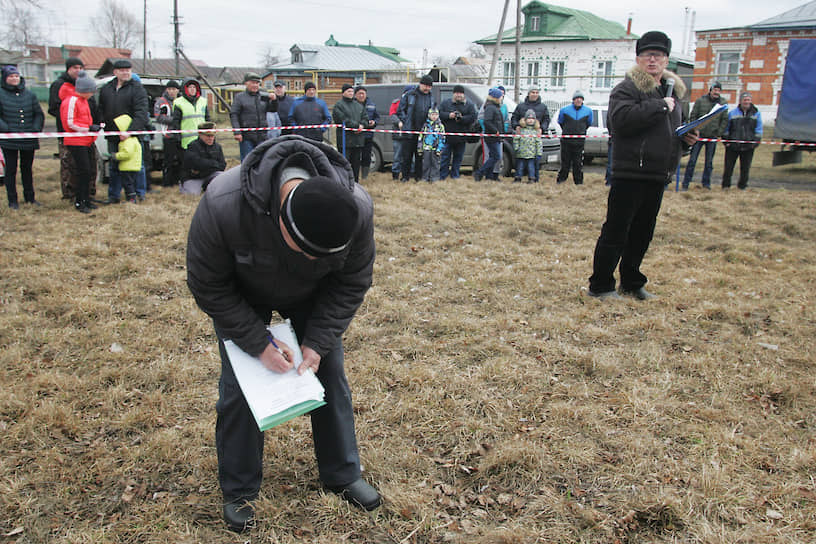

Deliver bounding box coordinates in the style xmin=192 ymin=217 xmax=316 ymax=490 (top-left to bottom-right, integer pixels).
xmin=1 ymin=74 xmax=25 ymax=91
xmin=239 ymin=135 xmax=356 ymax=218
xmin=113 ymin=114 xmax=133 ymax=132
xmin=626 ymin=66 xmax=687 ymax=98
xmin=181 ymin=78 xmax=201 ymax=98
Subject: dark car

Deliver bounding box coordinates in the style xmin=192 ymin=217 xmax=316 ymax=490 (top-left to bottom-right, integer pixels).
xmin=362 ymin=83 xmax=560 ymax=176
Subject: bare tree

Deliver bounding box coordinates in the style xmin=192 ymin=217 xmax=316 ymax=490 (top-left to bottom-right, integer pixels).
xmin=90 ymin=0 xmax=139 ymax=50
xmin=258 ymin=45 xmax=284 ymax=70
xmin=0 ymin=0 xmax=42 ymax=50
xmin=466 ymin=43 xmax=487 ymax=59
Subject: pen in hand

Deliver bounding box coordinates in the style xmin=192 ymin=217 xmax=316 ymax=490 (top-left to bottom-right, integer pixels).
xmin=267 ymin=333 xmax=289 ymax=361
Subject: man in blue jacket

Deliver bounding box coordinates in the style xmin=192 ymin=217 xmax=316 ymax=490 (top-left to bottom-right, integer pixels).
xmin=289 ymin=82 xmax=331 ymax=142
xmin=557 ymin=90 xmax=593 ymax=185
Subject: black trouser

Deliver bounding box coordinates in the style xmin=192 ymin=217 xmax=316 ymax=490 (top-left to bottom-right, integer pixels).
xmin=1 ymin=147 xmax=36 ymax=204
xmin=721 ymin=145 xmax=754 ymax=189
xmin=67 ymin=146 xmax=93 ymax=204
xmin=163 ymin=139 xmax=182 ymax=187
xmin=214 ymin=307 xmax=361 ymax=503
xmin=400 ymin=138 xmax=421 ymax=180
xmin=361 ymin=138 xmax=373 ymax=171
xmin=557 ymin=140 xmax=585 ymax=184
xmin=589 ymin=178 xmax=665 ymax=293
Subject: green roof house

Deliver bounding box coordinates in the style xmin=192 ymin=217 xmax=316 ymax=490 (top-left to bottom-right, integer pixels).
xmin=474 ymin=1 xmax=637 ymax=106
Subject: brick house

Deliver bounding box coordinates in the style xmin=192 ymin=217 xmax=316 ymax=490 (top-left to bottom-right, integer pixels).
xmin=692 ymin=1 xmax=816 ymax=121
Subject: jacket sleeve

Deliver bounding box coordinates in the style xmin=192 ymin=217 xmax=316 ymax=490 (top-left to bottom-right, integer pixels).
xmin=171 ymin=104 xmax=183 ymax=130
xmin=332 ymin=102 xmax=346 ymax=125
xmin=48 ymin=80 xmax=63 ymax=117
xmin=461 ymin=103 xmax=477 ymax=126
xmin=266 ymin=96 xmax=278 ymax=113
xmin=511 ymin=106 xmax=522 ymax=129
xmin=541 ymin=105 xmax=551 ymax=130
xmin=229 ymin=94 xmax=242 ymax=129
xmin=128 ymin=85 xmax=149 ymax=132
xmin=321 ymin=101 xmax=331 ymax=125
xmin=216 ymin=145 xmax=227 ymax=171
xmin=483 ymin=108 xmax=501 ymax=134
xmin=32 ymin=95 xmax=45 ymax=132
xmin=608 ymin=82 xmax=669 ymax=137
xmin=301 ymin=192 xmax=376 ymax=357
xmin=754 ymin=112 xmax=763 ymax=139
xmin=396 ymin=94 xmax=409 ymax=124
xmin=186 ymin=194 xmax=272 ymax=357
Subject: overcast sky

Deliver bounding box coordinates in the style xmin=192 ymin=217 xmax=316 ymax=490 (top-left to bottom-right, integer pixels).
xmin=37 ymin=0 xmax=808 ymax=68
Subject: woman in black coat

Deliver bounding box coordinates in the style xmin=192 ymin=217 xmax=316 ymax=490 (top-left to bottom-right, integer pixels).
xmin=0 ymin=65 xmax=44 ymax=208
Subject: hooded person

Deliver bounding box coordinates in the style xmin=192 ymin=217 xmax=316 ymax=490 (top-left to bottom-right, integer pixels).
xmin=186 ymin=134 xmax=381 ymax=533
xmin=588 ymin=30 xmax=697 ymax=301
xmin=1 ymin=65 xmax=45 ymax=208
xmin=111 ymin=114 xmax=141 ymax=203
xmin=60 ymin=71 xmax=101 ymax=213
xmin=172 ymin=78 xmax=211 ymax=150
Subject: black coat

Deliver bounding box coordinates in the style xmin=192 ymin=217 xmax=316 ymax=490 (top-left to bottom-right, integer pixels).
xmin=397 ymin=88 xmax=435 ymax=138
xmin=229 ymin=89 xmax=278 ymax=144
xmin=608 ymin=66 xmax=686 ymax=184
xmin=439 ymin=97 xmax=477 ymax=145
xmin=183 ymin=137 xmax=227 ymax=180
xmin=511 ymin=96 xmax=550 ymax=130
xmin=481 ymin=97 xmax=504 ymax=144
xmin=0 ymin=76 xmax=44 ymax=150
xmin=97 ymin=77 xmax=149 ymax=143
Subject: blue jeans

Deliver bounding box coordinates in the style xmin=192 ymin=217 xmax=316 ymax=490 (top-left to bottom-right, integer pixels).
xmin=239 ymin=139 xmax=258 ymax=162
xmin=135 ymin=166 xmax=147 ymax=198
xmin=682 ymin=140 xmax=717 ymax=188
xmin=476 ymin=140 xmax=500 ymax=179
xmin=391 ymin=139 xmax=403 ymax=174
xmin=440 ymin=140 xmax=466 ymax=179
xmin=515 ymin=158 xmax=537 ymax=181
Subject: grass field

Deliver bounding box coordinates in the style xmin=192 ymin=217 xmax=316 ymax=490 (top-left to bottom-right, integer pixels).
xmin=1 ymin=137 xmax=815 ymax=543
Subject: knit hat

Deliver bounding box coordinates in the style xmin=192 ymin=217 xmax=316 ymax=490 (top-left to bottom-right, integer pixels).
xmin=428 ymin=107 xmax=439 ymax=116
xmin=355 ymin=85 xmax=366 ymax=93
xmin=420 ymin=75 xmax=434 ymax=86
xmin=74 ymin=71 xmax=97 ymax=94
xmin=488 ymin=87 xmax=503 ymax=99
xmin=524 ymin=109 xmax=536 ymax=120
xmin=280 ymin=176 xmax=359 ymax=258
xmin=166 ymin=80 xmax=180 ymax=89
xmin=65 ymin=57 xmax=84 ymax=70
xmin=341 ymin=83 xmax=354 ymax=92
xmin=636 ymin=31 xmax=671 ymax=56
xmin=244 ymin=72 xmax=262 ymax=82
xmin=304 ymin=81 xmax=316 ymax=91
xmin=112 ymin=59 xmax=132 ymax=69
xmin=453 ymin=84 xmax=465 ymax=94
xmin=573 ymin=90 xmax=584 ymax=100
xmin=497 ymin=85 xmax=506 ymax=94
xmin=2 ymin=65 xmax=20 ymax=80
xmin=528 ymin=84 xmax=540 ymax=92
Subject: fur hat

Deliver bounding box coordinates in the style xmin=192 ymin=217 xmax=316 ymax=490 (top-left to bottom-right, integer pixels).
xmin=65 ymin=57 xmax=84 ymax=70
xmin=636 ymin=31 xmax=671 ymax=56
xmin=280 ymin=176 xmax=359 ymax=258
xmin=74 ymin=71 xmax=97 ymax=94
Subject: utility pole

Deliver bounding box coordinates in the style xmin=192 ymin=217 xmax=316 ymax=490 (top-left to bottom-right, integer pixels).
xmin=514 ymin=0 xmax=521 ymax=103
xmin=143 ymin=0 xmax=147 ymax=74
xmin=173 ymin=0 xmax=181 ymax=76
xmin=487 ymin=0 xmax=511 ymax=87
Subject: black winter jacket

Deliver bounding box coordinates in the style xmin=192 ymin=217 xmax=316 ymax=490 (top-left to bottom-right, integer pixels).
xmin=183 ymin=137 xmax=227 ymax=180
xmin=186 ymin=135 xmax=375 ymax=358
xmin=229 ymin=89 xmax=278 ymax=144
xmin=608 ymin=66 xmax=687 ymax=184
xmin=481 ymin=97 xmax=504 ymax=144
xmin=97 ymin=77 xmax=149 ymax=144
xmin=332 ymin=96 xmax=368 ymax=148
xmin=439 ymin=97 xmax=477 ymax=145
xmin=397 ymin=88 xmax=435 ymax=138
xmin=511 ymin=95 xmax=550 ymax=130
xmin=0 ymin=75 xmax=44 ymax=150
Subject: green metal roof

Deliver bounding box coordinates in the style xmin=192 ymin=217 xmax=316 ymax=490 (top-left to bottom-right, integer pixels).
xmin=475 ymin=1 xmax=636 ymax=44
xmin=323 ymin=35 xmax=410 ymax=63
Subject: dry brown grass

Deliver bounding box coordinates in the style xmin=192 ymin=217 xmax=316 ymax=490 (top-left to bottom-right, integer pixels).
xmin=1 ymin=138 xmax=815 ymax=543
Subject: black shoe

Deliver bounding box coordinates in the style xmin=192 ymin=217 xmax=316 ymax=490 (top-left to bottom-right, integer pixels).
xmin=104 ymin=198 xmax=120 ymax=205
xmin=75 ymin=202 xmax=91 ymax=214
xmin=587 ymin=289 xmax=622 ymax=300
xmin=392 ymin=172 xmax=399 ymax=180
xmin=513 ymin=177 xmax=522 ymax=183
xmin=8 ymin=202 xmax=19 ymax=210
xmin=327 ymin=479 xmax=382 ymax=511
xmin=223 ymin=500 xmax=255 ymax=532
xmin=84 ymin=200 xmax=99 ymax=210
xmin=620 ymin=287 xmax=657 ymax=300
xmin=473 ymin=172 xmax=483 ymax=181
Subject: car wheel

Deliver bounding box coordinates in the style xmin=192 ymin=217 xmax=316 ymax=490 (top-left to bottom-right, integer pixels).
xmin=370 ymin=144 xmax=384 ymax=172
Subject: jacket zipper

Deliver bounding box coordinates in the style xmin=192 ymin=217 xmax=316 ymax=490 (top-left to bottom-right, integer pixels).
xmin=639 ymin=140 xmax=646 ymax=168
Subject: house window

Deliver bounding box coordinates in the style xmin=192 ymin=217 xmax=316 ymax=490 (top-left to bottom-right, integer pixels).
xmin=502 ymin=61 xmax=515 ymax=86
xmin=530 ymin=15 xmax=540 ymax=32
xmin=549 ymin=61 xmax=565 ymax=88
xmin=716 ymin=51 xmax=740 ymax=81
xmin=593 ymin=60 xmax=613 ymax=89
xmin=526 ymin=62 xmax=540 ymax=88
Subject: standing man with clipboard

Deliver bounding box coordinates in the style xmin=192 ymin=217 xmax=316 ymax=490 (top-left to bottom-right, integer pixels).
xmin=186 ymin=135 xmax=381 ymax=532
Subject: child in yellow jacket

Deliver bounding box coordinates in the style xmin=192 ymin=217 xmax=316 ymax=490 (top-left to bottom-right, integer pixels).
xmin=113 ymin=114 xmax=141 ymax=203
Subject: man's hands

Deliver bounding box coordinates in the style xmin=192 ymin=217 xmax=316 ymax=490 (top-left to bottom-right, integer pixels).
xmin=234 ymin=133 xmax=243 ymax=142
xmin=682 ymin=129 xmax=699 ymax=147
xmin=257 ymin=340 xmax=321 ymax=375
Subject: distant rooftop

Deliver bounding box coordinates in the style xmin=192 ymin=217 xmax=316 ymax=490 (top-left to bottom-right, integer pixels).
xmin=700 ymin=0 xmax=816 ymax=32
xmin=269 ymin=42 xmax=406 ymax=72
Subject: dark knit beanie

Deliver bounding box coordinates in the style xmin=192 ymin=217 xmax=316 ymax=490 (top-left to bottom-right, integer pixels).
xmin=341 ymin=83 xmax=353 ymax=92
xmin=280 ymin=176 xmax=358 ymax=258
xmin=304 ymin=81 xmax=316 ymax=91
xmin=166 ymin=80 xmax=180 ymax=89
xmin=420 ymin=75 xmax=434 ymax=86
xmin=65 ymin=57 xmax=84 ymax=70
xmin=453 ymin=84 xmax=465 ymax=94
xmin=74 ymin=71 xmax=97 ymax=94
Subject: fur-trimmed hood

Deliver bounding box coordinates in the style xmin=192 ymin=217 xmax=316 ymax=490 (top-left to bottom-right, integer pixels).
xmin=626 ymin=66 xmax=686 ymax=98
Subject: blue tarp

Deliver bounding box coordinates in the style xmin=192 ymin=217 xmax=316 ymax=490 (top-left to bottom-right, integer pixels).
xmin=775 ymin=39 xmax=816 ymax=142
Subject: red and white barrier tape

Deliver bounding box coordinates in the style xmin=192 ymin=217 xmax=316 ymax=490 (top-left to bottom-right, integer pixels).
xmin=1 ymin=124 xmax=813 ymax=147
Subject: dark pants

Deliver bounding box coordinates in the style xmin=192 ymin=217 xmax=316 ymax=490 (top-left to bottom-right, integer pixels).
xmin=589 ymin=178 xmax=665 ymax=293
xmin=721 ymin=145 xmax=754 ymax=189
xmin=557 ymin=140 xmax=585 ymax=184
xmin=163 ymin=139 xmax=182 ymax=187
xmin=440 ymin=140 xmax=466 ymax=179
xmin=361 ymin=138 xmax=373 ymax=172
xmin=340 ymin=146 xmax=363 ymax=183
xmin=214 ymin=309 xmax=361 ymax=502
xmin=475 ymin=140 xmax=500 ymax=180
xmin=391 ymin=139 xmax=403 ymax=176
xmin=67 ymin=145 xmax=93 ymax=204
xmin=59 ymin=141 xmax=98 ymax=199
xmin=682 ymin=140 xmax=717 ymax=188
xmin=400 ymin=138 xmax=422 ymax=180
xmin=1 ymin=147 xmax=36 ymax=204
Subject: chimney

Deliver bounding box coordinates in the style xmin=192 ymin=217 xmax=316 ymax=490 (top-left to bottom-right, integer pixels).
xmin=626 ymin=16 xmax=632 ymax=35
